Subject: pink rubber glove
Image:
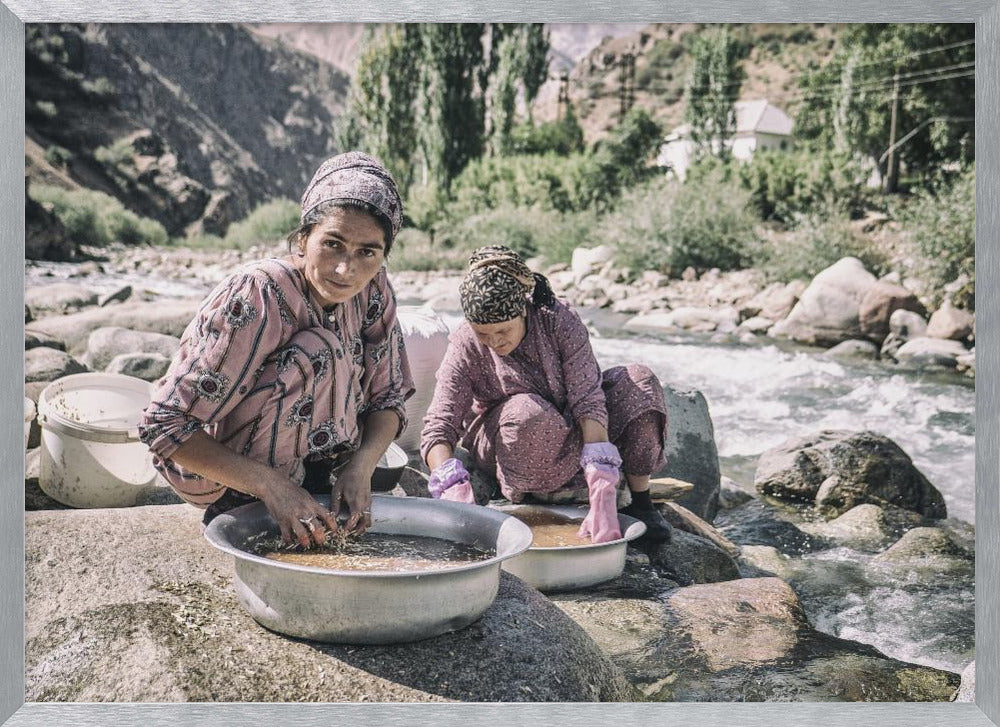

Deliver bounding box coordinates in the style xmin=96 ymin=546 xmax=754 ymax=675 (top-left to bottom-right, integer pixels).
xmin=578 ymin=443 xmax=623 ymax=543
xmin=441 ymin=479 xmax=476 ymax=504
xmin=428 ymin=458 xmax=474 ymax=503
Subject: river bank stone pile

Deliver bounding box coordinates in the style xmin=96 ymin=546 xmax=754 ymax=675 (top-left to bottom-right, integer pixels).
xmin=22 ymin=249 xmax=971 ymax=702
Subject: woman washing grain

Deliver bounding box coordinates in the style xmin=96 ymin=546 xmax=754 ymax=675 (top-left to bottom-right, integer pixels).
xmin=139 ymin=152 xmax=414 ymax=548
xmin=420 ymin=245 xmax=673 ymax=544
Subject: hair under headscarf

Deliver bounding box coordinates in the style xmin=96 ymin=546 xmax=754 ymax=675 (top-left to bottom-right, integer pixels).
xmin=299 ymin=151 xmax=403 ymax=244
xmin=459 ymin=245 xmax=556 ymax=324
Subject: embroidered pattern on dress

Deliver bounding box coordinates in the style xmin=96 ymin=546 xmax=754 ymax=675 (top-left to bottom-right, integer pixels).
xmin=307 ymin=422 xmax=348 ymax=455
xmin=224 ymin=294 xmax=257 ymax=329
xmin=286 ymin=395 xmax=314 ymax=426
xmin=309 ymin=349 xmax=332 ymax=381
xmin=274 ymin=347 xmax=296 ymax=374
xmin=194 ymin=370 xmax=229 ymax=402
xmin=350 ymin=335 xmax=365 ymax=366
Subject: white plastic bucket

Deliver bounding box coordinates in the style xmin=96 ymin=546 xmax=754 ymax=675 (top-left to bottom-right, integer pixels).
xmin=24 ymin=397 xmax=35 ymax=454
xmin=397 ymin=306 xmax=450 ymax=454
xmin=37 ymin=372 xmax=157 ymax=508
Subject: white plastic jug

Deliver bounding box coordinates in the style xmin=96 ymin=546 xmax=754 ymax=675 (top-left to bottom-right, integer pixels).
xmin=37 ymin=372 xmax=157 ymax=508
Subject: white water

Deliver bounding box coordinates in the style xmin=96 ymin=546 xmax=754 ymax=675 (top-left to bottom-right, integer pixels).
xmin=589 ymin=332 xmax=976 ymax=525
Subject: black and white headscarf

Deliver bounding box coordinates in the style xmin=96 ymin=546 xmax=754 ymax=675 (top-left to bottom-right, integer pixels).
xmin=460 ymin=245 xmax=554 ymax=324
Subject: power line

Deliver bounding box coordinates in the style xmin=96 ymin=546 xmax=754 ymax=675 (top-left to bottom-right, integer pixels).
xmin=589 ymin=65 xmax=974 ymax=104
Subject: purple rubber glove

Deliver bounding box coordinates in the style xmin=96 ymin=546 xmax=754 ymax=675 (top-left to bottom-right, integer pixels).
xmin=578 ymin=443 xmax=622 ymax=543
xmin=428 ymin=458 xmax=472 ymax=499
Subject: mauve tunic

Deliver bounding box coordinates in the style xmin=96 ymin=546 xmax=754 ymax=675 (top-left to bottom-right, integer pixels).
xmin=139 ymin=258 xmax=414 ymax=507
xmin=420 ymin=299 xmax=667 ymax=501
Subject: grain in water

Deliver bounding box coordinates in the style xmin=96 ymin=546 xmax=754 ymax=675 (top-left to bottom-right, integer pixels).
xmin=246 ymin=531 xmax=494 ymax=572
xmin=507 ymin=506 xmax=593 ymax=548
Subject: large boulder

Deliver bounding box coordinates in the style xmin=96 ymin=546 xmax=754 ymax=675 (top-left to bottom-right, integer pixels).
xmin=571 ymin=245 xmax=615 ymax=283
xmin=798 ymin=503 xmax=925 ymax=552
xmin=926 ymin=301 xmax=974 ymax=341
xmin=893 ymin=337 xmax=968 ymax=368
xmin=82 ymin=326 xmax=181 ymax=371
xmin=25 ymin=505 xmax=636 ymax=702
xmin=626 ymin=307 xmax=739 ymax=334
xmin=26 ymin=299 xmax=202 ymax=354
xmin=552 ymin=577 xmax=960 ymax=702
xmin=25 ymin=329 xmax=66 ymax=352
xmin=106 ymin=353 xmax=173 ymax=382
xmin=754 ymin=430 xmax=947 ymax=519
xmin=881 ymin=308 xmax=929 ymax=359
xmin=653 ymin=386 xmax=721 ymax=522
xmin=25 ymin=347 xmax=89 ymax=382
xmin=26 ymin=185 xmax=74 ymax=261
xmin=24 ymin=283 xmax=99 ymax=317
xmin=858 ymin=282 xmax=925 ymax=342
xmin=768 ymin=258 xmax=878 ymax=346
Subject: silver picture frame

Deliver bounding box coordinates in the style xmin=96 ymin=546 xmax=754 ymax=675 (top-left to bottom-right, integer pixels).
xmin=3 ymin=2 xmax=997 ymax=725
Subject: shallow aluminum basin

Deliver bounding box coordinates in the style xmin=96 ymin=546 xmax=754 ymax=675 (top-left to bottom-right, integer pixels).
xmin=496 ymin=504 xmax=647 ymax=593
xmin=204 ymin=494 xmax=532 ymax=644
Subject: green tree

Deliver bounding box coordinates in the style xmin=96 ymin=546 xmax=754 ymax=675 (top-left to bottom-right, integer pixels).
xmin=417 ymin=23 xmax=487 ymax=192
xmin=521 ymin=24 xmax=550 ymax=114
xmin=794 ymin=24 xmax=974 ymax=188
xmin=342 ymin=25 xmax=421 ymax=197
xmin=683 ymin=27 xmax=746 ymax=161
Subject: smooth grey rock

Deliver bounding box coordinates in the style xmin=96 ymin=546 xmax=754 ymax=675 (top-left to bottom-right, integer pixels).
xmin=571 ymin=245 xmax=615 ymax=282
xmin=661 ymin=502 xmax=740 ymax=557
xmin=25 ymin=505 xmax=637 ymax=702
xmin=858 ymin=282 xmax=925 ymax=342
xmin=24 ymin=283 xmax=98 ymax=316
xmin=25 ymin=328 xmax=66 ymax=352
xmin=875 ymin=527 xmax=970 ymax=563
xmin=754 ymin=430 xmax=947 ymax=519
xmin=926 ymin=302 xmax=974 ymax=341
xmin=29 ymin=299 xmax=200 ymax=354
xmin=554 ymin=577 xmax=960 ymax=702
xmin=647 ymin=529 xmax=741 ymax=586
xmin=822 ymin=340 xmax=879 ymax=360
xmin=106 ymin=353 xmax=173 ymax=382
xmin=25 ymin=347 xmax=89 ymax=383
xmin=627 ymin=307 xmax=739 ymax=334
xmin=654 ymin=385 xmax=721 ymax=522
xmin=738 ymin=316 xmax=774 ymax=334
xmin=889 ymin=308 xmax=928 ymax=340
xmin=894 ymin=337 xmax=968 ymax=368
xmin=768 ymin=258 xmax=877 ymax=346
xmin=799 ymin=504 xmax=896 ymax=552
xmin=83 ymin=327 xmax=180 ymax=371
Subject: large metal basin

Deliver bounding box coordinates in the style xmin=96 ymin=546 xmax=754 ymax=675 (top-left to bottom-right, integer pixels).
xmin=496 ymin=505 xmax=646 ymax=593
xmin=204 ymin=494 xmax=532 ymax=644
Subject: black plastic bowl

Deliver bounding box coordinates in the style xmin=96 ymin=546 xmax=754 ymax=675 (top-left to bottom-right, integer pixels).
xmin=371 ymin=442 xmax=408 ymax=492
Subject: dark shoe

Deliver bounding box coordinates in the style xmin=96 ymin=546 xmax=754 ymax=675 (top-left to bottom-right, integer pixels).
xmin=620 ymin=502 xmax=673 ymax=544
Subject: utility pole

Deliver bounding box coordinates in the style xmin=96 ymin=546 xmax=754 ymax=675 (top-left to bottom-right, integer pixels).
xmin=618 ymin=49 xmax=636 ymax=121
xmin=557 ymin=71 xmax=569 ymax=121
xmin=885 ymin=70 xmax=900 ymax=194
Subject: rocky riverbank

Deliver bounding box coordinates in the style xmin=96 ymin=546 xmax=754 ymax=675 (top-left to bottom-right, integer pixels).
xmin=23 ymin=244 xmax=974 ymax=702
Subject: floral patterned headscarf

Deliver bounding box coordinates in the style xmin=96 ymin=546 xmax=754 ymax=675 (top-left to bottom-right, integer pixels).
xmin=300 ymin=151 xmax=403 ymax=241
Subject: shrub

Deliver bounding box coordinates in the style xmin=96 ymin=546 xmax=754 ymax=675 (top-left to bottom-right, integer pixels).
xmin=599 ymin=171 xmax=759 ymax=277
xmin=44 ymin=145 xmax=73 ymax=168
xmin=738 ymin=148 xmax=874 ymax=224
xmin=221 ymin=199 xmax=300 ymax=249
xmin=508 ymin=113 xmax=585 ymax=157
xmin=389 ymin=228 xmax=467 ymax=272
xmin=431 ymin=204 xmax=597 ymax=268
xmin=28 ymin=184 xmax=168 ymax=247
xmin=752 ymin=209 xmax=888 ymax=283
xmin=896 ymin=165 xmax=975 ymax=307
xmin=33 ymin=100 xmax=58 ymax=119
xmin=94 ymin=138 xmax=136 ymax=169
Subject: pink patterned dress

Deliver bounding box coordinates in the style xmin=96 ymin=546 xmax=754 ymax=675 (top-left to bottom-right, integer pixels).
xmin=140 ymin=258 xmax=414 ymax=507
xmin=420 ymin=299 xmax=667 ymax=502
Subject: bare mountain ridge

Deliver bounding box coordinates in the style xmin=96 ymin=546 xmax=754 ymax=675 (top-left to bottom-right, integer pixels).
xmin=26 ymin=23 xmax=351 ymax=238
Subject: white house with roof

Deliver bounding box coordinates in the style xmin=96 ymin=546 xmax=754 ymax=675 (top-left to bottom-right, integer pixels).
xmin=657 ymin=99 xmax=795 ymax=180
